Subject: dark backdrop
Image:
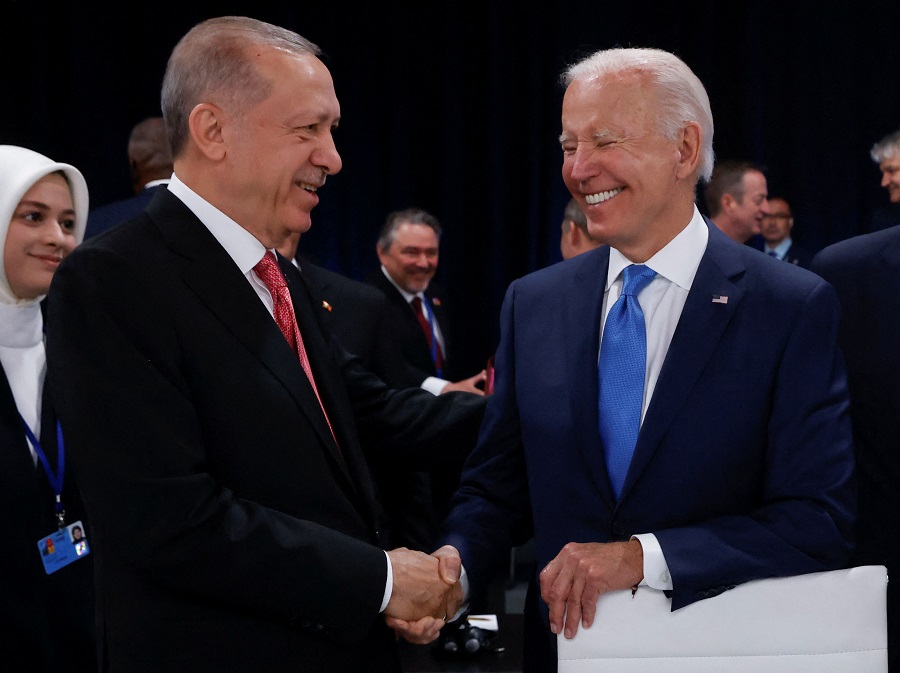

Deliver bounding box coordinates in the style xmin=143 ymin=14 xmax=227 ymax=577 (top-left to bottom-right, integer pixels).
xmin=2 ymin=0 xmax=898 ymax=377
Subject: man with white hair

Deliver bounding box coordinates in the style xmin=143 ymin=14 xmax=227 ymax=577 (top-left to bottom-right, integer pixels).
xmin=869 ymin=129 xmax=900 ymax=232
xmin=410 ymin=47 xmax=856 ymax=672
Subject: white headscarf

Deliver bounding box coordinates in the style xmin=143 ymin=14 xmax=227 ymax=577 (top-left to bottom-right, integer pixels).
xmin=0 ymin=145 xmax=88 ymax=450
xmin=0 ymin=145 xmax=88 ymax=306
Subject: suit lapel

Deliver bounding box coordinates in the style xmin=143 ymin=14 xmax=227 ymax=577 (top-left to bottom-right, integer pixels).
xmin=280 ymin=256 xmax=377 ymax=507
xmin=145 ymin=193 xmax=359 ymax=493
xmin=621 ymin=223 xmax=745 ymax=498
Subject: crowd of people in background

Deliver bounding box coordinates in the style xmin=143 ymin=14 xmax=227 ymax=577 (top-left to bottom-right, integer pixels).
xmin=5 ymin=13 xmax=900 ymax=673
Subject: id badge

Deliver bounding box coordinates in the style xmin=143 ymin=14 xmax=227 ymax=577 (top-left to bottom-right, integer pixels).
xmin=36 ymin=520 xmax=90 ymax=574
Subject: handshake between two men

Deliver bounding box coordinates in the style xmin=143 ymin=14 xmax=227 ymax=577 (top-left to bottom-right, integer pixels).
xmin=382 ymin=538 xmax=645 ymax=645
xmin=383 ymin=545 xmax=464 ymax=644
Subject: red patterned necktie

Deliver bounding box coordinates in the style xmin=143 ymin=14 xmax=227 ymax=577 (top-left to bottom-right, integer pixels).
xmin=410 ymin=296 xmax=444 ymax=370
xmin=254 ymin=251 xmax=339 ymax=449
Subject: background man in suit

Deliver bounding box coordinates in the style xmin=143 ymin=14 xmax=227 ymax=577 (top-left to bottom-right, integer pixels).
xmin=704 ymin=159 xmax=770 ymax=243
xmin=401 ymin=47 xmax=856 ymax=672
xmin=559 ymin=196 xmax=601 ymax=260
xmin=868 ymin=129 xmax=900 ymax=233
xmin=755 ymin=196 xmax=814 ymax=267
xmin=367 ymin=207 xmax=486 ymax=395
xmin=365 ymin=207 xmax=489 ymax=553
xmin=276 ymin=233 xmax=485 ymax=554
xmin=85 ymin=116 xmax=173 ymax=238
xmin=47 ymin=16 xmax=480 ymax=671
xmin=811 ymin=227 xmax=900 ymax=671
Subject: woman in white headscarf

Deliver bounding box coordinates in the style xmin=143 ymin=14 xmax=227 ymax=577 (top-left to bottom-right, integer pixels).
xmin=0 ymin=145 xmax=96 ymax=671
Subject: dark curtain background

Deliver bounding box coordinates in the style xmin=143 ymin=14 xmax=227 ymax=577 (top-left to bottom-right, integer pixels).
xmin=2 ymin=0 xmax=898 ymax=377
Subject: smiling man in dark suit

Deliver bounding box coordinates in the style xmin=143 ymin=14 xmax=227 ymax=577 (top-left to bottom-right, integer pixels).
xmin=396 ymin=47 xmax=857 ymax=672
xmin=46 ymin=16 xmax=479 ymax=672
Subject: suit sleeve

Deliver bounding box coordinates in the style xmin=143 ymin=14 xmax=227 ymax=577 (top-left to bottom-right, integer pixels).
xmin=655 ymin=278 xmax=856 ymax=609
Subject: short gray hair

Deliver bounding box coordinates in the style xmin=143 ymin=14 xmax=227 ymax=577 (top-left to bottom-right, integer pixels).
xmin=161 ymin=16 xmax=321 ymax=158
xmin=377 ymin=208 xmax=442 ymax=251
xmin=562 ymin=47 xmax=715 ymax=183
xmin=870 ymin=129 xmax=900 ymax=164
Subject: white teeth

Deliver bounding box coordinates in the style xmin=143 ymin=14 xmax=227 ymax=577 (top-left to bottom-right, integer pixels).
xmin=585 ymin=187 xmax=623 ymax=205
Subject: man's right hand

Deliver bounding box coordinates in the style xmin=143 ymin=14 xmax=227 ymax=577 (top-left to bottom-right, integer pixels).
xmin=441 ymin=370 xmax=487 ymax=395
xmin=384 ymin=545 xmax=462 ymax=622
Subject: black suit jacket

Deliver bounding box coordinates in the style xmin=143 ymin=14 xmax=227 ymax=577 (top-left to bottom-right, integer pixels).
xmin=290 ymin=258 xmax=486 ymax=550
xmin=295 ymin=257 xmax=418 ymax=383
xmin=365 ymin=269 xmax=458 ymax=386
xmin=46 ymin=189 xmax=485 ymax=672
xmin=811 ymin=226 xmax=900 ymax=670
xmin=0 ymin=360 xmax=96 ymax=672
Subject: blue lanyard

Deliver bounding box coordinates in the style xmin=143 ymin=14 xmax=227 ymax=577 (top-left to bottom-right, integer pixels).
xmin=21 ymin=415 xmax=66 ymax=528
xmin=420 ymin=297 xmax=443 ymax=378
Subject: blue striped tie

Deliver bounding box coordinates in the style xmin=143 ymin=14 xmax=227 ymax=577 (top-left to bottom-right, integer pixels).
xmin=598 ymin=264 xmax=657 ymax=500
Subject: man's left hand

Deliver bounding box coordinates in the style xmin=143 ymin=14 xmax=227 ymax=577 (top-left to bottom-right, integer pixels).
xmin=539 ymin=539 xmax=643 ymax=639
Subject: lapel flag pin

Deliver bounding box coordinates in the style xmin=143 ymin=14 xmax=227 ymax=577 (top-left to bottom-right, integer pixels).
xmin=432 ymin=297 xmax=442 ymax=307
xmin=322 ymin=300 xmax=333 ymax=312
xmin=712 ymin=295 xmax=728 ymax=304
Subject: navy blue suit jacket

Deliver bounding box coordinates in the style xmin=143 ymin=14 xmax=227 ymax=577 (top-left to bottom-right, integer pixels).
xmin=84 ymin=184 xmax=167 ymax=239
xmin=441 ymin=221 xmax=856 ymax=669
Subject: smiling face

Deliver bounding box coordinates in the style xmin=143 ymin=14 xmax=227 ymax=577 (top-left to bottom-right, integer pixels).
xmin=730 ymin=170 xmax=769 ymax=241
xmin=4 ymin=172 xmax=78 ymax=300
xmin=560 ymin=71 xmax=698 ymax=262
xmin=213 ymin=48 xmax=342 ymax=248
xmin=377 ymin=222 xmax=439 ymax=294
xmin=880 ymin=156 xmax=900 ymax=203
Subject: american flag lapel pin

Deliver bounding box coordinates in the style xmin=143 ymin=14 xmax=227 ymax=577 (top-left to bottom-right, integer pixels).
xmin=322 ymin=300 xmax=333 ymax=312
xmin=712 ymin=295 xmax=728 ymax=304
xmin=432 ymin=297 xmax=442 ymax=307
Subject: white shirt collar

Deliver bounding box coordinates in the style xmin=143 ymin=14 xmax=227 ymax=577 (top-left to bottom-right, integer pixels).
xmin=380 ymin=265 xmax=424 ymax=304
xmin=606 ymin=205 xmax=708 ymax=291
xmin=143 ymin=178 xmax=171 ymax=190
xmin=166 ymin=174 xmax=268 ymax=273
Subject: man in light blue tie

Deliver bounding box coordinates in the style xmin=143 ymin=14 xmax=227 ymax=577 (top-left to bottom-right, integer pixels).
xmin=395 ymin=46 xmax=857 ymax=672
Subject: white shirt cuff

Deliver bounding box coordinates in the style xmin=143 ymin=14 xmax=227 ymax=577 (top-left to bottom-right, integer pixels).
xmin=380 ymin=550 xmax=393 ymax=613
xmin=421 ymin=376 xmax=448 ymax=396
xmin=632 ymin=533 xmax=673 ymax=590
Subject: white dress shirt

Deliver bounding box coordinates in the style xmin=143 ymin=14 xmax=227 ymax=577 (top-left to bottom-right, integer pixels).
xmin=602 ymin=205 xmax=709 ymax=590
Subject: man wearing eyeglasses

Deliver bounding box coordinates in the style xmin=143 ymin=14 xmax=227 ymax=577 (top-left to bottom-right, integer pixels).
xmin=758 ymin=196 xmax=814 ymax=268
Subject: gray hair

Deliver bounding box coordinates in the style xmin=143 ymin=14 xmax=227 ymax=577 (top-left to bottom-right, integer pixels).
xmin=161 ymin=16 xmax=321 ymax=158
xmin=562 ymin=197 xmax=591 ymax=236
xmin=562 ymin=47 xmax=715 ymax=183
xmin=377 ymin=208 xmax=442 ymax=251
xmin=870 ymin=129 xmax=900 ymax=164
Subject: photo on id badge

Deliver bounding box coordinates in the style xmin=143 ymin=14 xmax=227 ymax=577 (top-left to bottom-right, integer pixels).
xmin=37 ymin=520 xmax=90 ymax=574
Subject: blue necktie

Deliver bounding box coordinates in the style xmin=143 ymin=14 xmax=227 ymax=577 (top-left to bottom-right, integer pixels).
xmin=768 ymin=251 xmax=778 ymax=258
xmin=598 ymin=264 xmax=657 ymax=500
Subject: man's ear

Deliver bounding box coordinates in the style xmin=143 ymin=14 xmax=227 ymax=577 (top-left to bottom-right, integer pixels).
xmin=188 ymin=103 xmax=227 ymax=161
xmin=567 ymin=222 xmax=582 ymax=247
xmin=675 ymin=121 xmax=702 ymax=180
